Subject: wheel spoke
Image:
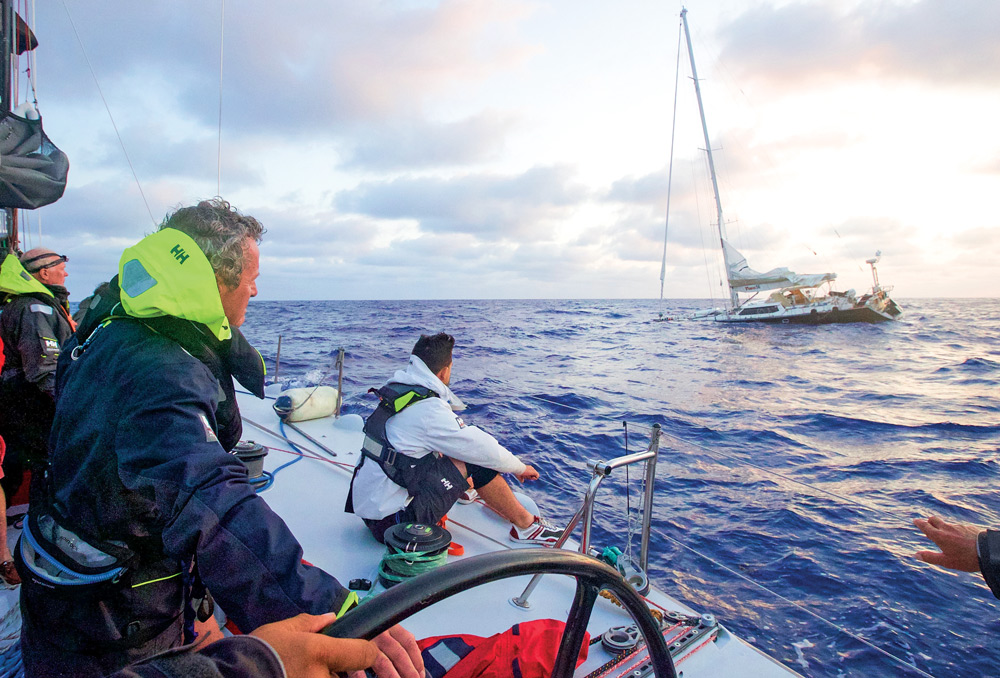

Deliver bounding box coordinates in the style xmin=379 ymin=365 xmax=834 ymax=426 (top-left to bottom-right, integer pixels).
xmin=552 ymin=579 xmax=600 ymax=678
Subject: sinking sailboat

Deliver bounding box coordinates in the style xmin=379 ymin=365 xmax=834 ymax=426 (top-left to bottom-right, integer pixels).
xmin=665 ymin=9 xmax=902 ymax=325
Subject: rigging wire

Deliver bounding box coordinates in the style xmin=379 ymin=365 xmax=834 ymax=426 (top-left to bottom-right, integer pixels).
xmin=654 ymin=426 xmax=904 ymax=525
xmin=26 ymin=0 xmax=42 ymax=245
xmin=517 ymin=395 xmax=939 ymax=675
xmin=59 ymin=0 xmax=156 ymax=227
xmin=241 ymin=375 xmax=936 ymax=675
xmin=217 ymin=0 xmax=225 ymax=196
xmin=693 ymin=158 xmax=718 ymax=306
xmin=516 ymin=393 xmax=915 ymax=526
xmin=658 ymin=20 xmax=683 ymax=314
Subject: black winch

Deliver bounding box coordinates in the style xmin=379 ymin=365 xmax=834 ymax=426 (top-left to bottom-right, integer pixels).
xmin=377 ymin=523 xmax=452 ymax=589
xmin=232 ymin=440 xmax=268 ymax=479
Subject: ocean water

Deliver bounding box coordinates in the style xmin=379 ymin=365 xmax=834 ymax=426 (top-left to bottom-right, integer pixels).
xmin=242 ymin=298 xmax=1000 ymax=678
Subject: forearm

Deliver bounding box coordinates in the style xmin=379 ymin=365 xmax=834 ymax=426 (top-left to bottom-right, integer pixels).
xmin=108 ymin=635 xmax=284 ymax=678
xmin=433 ymin=426 xmax=526 ymax=474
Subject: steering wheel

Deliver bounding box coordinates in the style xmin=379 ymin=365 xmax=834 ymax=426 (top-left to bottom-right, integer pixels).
xmin=323 ymin=549 xmax=676 ymax=678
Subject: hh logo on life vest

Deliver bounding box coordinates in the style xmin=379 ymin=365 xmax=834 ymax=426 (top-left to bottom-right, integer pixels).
xmin=170 ymin=244 xmax=189 ymax=264
xmin=441 ymin=478 xmax=453 ymax=491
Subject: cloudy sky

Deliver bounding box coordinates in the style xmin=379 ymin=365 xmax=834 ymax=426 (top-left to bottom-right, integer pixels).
xmin=13 ymin=0 xmax=999 ymax=300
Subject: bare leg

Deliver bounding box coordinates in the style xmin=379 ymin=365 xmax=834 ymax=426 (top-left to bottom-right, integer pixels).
xmin=0 ymin=487 xmax=18 ymax=587
xmin=476 ymin=475 xmax=534 ymax=529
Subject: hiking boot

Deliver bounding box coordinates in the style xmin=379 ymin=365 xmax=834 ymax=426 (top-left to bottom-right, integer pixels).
xmin=509 ymin=516 xmax=563 ymax=546
xmin=457 ymin=488 xmax=479 ymax=505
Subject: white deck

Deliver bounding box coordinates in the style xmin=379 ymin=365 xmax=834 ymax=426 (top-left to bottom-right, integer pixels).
xmin=237 ymin=388 xmax=799 ymax=677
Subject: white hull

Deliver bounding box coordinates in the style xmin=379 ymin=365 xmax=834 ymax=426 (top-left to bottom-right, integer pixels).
xmin=695 ymin=289 xmax=902 ymax=325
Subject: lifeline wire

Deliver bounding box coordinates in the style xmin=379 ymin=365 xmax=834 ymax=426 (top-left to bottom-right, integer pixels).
xmin=240 ymin=388 xmax=932 ymax=675
xmin=521 ymin=393 xmax=904 ymax=525
xmin=654 ymin=426 xmax=904 ymax=525
xmin=516 ymin=393 xmax=943 ymax=673
xmin=659 ymin=530 xmax=936 ymax=678
xmin=240 ymin=365 xmax=927 ymax=664
xmin=60 ymin=0 xmax=157 ymax=227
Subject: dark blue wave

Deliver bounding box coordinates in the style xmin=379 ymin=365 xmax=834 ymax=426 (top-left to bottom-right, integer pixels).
xmin=241 ymin=298 xmax=1000 ymax=678
xmin=935 ymin=357 xmax=1000 ymax=373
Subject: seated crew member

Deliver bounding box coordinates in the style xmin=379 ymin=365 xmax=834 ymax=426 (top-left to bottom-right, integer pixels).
xmin=346 ymin=332 xmax=563 ymax=545
xmin=15 ymin=199 xmax=422 ymax=678
xmin=915 ymin=513 xmax=1000 ymax=599
xmin=0 ymin=248 xmax=74 ymax=500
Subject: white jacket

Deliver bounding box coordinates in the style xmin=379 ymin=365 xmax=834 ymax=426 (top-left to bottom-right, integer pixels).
xmin=349 ymin=355 xmax=527 ymax=520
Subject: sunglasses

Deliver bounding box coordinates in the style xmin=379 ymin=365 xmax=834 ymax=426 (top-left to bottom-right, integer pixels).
xmin=22 ymin=253 xmax=68 ymax=273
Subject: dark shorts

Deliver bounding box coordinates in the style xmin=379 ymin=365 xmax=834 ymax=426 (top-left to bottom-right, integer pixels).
xmin=363 ymin=457 xmax=498 ymax=544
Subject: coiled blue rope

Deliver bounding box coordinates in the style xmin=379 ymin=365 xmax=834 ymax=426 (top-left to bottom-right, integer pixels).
xmin=0 ymin=638 xmax=24 ymax=678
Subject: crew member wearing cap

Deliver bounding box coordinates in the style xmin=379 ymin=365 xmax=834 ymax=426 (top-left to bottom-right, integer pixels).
xmin=0 ymin=247 xmax=74 ymax=501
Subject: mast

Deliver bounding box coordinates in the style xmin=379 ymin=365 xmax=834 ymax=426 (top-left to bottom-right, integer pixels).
xmin=0 ymin=0 xmax=15 ymax=256
xmin=680 ymin=8 xmax=737 ymax=309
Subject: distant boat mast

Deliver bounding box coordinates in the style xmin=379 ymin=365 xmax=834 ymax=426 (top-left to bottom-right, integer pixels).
xmin=680 ymin=8 xmax=737 ymax=309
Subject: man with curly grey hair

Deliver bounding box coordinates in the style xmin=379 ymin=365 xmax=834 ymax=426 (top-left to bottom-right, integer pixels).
xmin=158 ymin=198 xmax=264 ymax=328
xmin=17 ymin=199 xmax=423 ymax=678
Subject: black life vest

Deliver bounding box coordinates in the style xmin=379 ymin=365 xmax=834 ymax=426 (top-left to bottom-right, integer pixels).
xmin=344 ymin=383 xmax=443 ymax=517
xmin=359 ymin=382 xmax=440 ymax=493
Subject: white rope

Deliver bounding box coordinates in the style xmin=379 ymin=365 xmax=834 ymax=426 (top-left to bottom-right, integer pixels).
xmin=60 ymin=0 xmax=156 ymax=227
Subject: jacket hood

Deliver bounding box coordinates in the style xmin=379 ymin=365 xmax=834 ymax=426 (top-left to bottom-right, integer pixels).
xmin=118 ymin=228 xmax=231 ymax=341
xmin=387 ymin=355 xmax=466 ymax=411
xmin=0 ymin=253 xmax=54 ymax=298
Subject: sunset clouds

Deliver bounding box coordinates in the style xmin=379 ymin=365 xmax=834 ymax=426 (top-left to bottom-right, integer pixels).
xmin=22 ymin=0 xmax=999 ymax=300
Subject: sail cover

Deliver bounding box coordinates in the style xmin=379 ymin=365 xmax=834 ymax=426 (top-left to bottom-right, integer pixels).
xmin=0 ymin=112 xmax=70 ymax=209
xmin=724 ymin=240 xmax=835 ymax=292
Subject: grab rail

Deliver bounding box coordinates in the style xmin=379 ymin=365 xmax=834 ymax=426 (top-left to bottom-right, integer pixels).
xmin=511 ymin=424 xmax=661 ymax=609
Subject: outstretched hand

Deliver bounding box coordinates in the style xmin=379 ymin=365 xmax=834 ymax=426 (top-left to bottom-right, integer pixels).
xmin=914 ymin=515 xmax=983 ymax=573
xmin=516 ymin=465 xmax=540 ymax=482
xmin=251 ymin=612 xmax=378 ymax=678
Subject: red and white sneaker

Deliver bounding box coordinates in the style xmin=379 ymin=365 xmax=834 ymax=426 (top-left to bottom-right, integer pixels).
xmin=509 ymin=516 xmax=563 ymax=546
xmin=457 ymin=488 xmax=479 ymax=505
